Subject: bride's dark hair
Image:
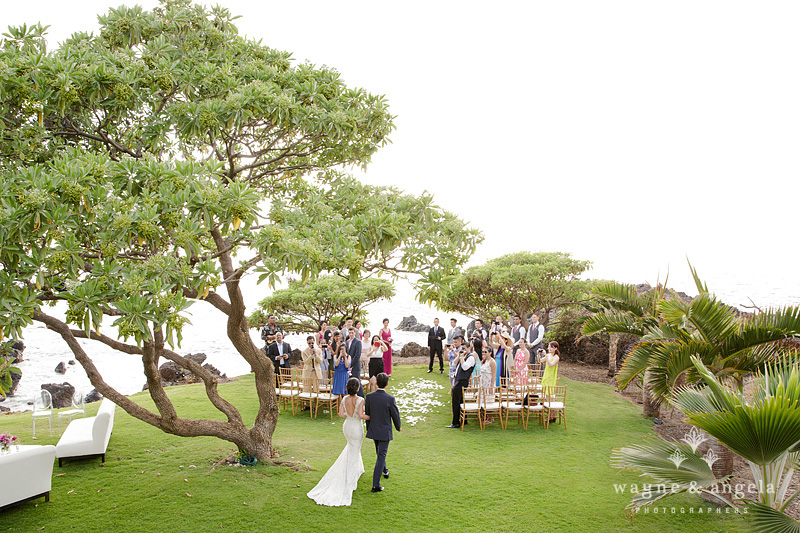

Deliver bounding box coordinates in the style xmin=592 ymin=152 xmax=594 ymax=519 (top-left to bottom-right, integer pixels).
xmin=346 ymin=377 xmax=360 ymax=396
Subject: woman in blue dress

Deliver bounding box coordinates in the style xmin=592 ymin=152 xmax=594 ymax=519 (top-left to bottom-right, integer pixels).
xmin=489 ymin=332 xmax=513 ymax=386
xmin=331 ymin=344 xmax=351 ymax=398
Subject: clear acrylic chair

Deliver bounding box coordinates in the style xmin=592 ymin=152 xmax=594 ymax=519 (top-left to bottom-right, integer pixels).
xmin=32 ymin=389 xmax=54 ymax=437
xmin=57 ymin=389 xmax=86 ymax=431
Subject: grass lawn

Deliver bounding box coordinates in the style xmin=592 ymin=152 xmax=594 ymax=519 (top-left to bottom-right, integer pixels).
xmin=0 ymin=366 xmax=742 ymax=532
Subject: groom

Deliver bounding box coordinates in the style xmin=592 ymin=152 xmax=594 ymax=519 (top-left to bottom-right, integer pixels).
xmin=364 ymin=372 xmax=401 ymax=493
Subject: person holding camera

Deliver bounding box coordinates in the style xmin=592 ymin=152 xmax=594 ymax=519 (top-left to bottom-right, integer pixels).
xmin=330 ymin=344 xmax=351 ymax=398
xmin=539 ymin=341 xmax=560 ymax=391
xmin=447 ymin=336 xmax=476 ymax=429
xmin=489 ymin=331 xmax=513 ymax=385
xmin=267 ymin=331 xmax=292 ymax=386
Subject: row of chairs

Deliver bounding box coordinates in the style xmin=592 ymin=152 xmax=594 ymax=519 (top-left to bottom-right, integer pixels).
xmin=32 ymin=389 xmax=87 ymax=437
xmin=459 ymin=377 xmax=566 ymax=430
xmin=275 ymin=368 xmax=370 ymax=419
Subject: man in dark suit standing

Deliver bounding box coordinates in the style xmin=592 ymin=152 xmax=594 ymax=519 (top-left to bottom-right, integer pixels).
xmin=267 ymin=331 xmax=291 ymax=386
xmin=365 ymin=372 xmax=401 ymax=493
xmin=346 ymin=327 xmax=364 ymax=397
xmin=427 ymin=318 xmax=445 ymax=373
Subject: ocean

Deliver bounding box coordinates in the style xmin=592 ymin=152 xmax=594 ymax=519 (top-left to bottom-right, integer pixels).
xmin=5 ymin=266 xmax=798 ymax=413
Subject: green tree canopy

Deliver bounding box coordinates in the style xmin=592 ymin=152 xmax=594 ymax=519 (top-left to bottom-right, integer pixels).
xmin=0 ymin=0 xmax=482 ymax=459
xmin=423 ymin=252 xmax=590 ymax=327
xmin=249 ymin=276 xmax=395 ymax=333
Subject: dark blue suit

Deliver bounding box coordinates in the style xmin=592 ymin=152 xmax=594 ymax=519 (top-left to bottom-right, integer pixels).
xmin=347 ymin=338 xmax=364 ymax=397
xmin=365 ymin=389 xmax=401 ymax=490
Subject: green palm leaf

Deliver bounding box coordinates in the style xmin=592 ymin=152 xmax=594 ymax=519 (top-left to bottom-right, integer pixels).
xmin=742 ymin=501 xmax=800 ymax=533
xmin=582 ymin=311 xmax=649 ymax=337
xmin=589 ymin=281 xmax=650 ymax=317
xmin=684 ymin=293 xmax=739 ymax=344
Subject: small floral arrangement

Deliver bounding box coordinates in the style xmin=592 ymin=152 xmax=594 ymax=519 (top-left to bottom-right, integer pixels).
xmin=0 ymin=433 xmax=18 ymax=450
xmin=236 ymin=450 xmax=257 ymax=466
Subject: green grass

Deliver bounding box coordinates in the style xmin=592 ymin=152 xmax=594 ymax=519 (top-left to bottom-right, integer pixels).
xmin=0 ymin=366 xmax=741 ymax=532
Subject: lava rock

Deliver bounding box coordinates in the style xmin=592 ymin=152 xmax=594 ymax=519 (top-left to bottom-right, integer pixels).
xmin=399 ymin=342 xmax=429 ymax=358
xmin=202 ymin=363 xmax=227 ymax=379
xmin=0 ymin=405 xmax=9 ymax=413
xmin=54 ymin=361 xmax=67 ymax=374
xmin=186 ymin=353 xmax=207 ymax=365
xmin=84 ymin=389 xmax=103 ymax=403
xmin=395 ymin=316 xmax=430 ymax=332
xmin=68 ymin=360 xmax=76 ymax=365
xmin=42 ymin=382 xmax=75 ymax=408
xmin=159 ymin=361 xmax=184 ymax=382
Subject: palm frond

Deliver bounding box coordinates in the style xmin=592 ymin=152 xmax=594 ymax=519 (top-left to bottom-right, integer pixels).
xmin=742 ymin=501 xmax=800 ymax=533
xmin=589 ymin=282 xmax=649 ymax=317
xmin=582 ymin=311 xmax=648 ymax=337
xmin=631 ymin=340 xmax=718 ymax=403
xmin=616 ymin=341 xmax=659 ymax=390
xmin=687 ymin=259 xmax=709 ymax=294
xmin=685 ymin=293 xmax=739 ymax=344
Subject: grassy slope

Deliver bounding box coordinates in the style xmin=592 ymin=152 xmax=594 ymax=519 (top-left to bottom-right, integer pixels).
xmin=0 ymin=366 xmax=739 ymax=532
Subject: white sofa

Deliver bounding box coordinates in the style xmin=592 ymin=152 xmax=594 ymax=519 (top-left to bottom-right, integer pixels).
xmin=0 ymin=445 xmax=56 ymax=508
xmin=55 ymin=398 xmax=115 ymax=466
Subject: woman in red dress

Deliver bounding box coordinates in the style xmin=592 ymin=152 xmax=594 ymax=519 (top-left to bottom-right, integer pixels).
xmin=380 ymin=318 xmax=393 ymax=375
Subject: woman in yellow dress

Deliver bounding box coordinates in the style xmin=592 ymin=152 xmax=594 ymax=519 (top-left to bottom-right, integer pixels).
xmin=539 ymin=341 xmax=560 ymax=392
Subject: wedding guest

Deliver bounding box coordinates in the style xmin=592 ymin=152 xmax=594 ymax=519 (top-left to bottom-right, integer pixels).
xmin=515 ymin=340 xmax=530 ymax=387
xmin=260 ymin=314 xmax=283 ymax=349
xmin=470 ymin=337 xmax=483 ymax=378
xmin=445 ymin=318 xmax=463 ymax=347
xmin=302 ymin=336 xmax=323 ymax=393
xmin=427 ymin=318 xmax=445 ymax=374
xmin=539 ymin=341 xmax=560 ymax=423
xmin=489 ymin=331 xmax=513 ymax=386
xmin=354 ymin=320 xmax=364 ymax=340
xmin=473 ymin=319 xmax=488 ymax=340
xmin=510 ymin=315 xmax=526 ymax=357
xmin=318 ymin=320 xmax=329 ymax=344
xmin=480 ymin=344 xmax=497 ymax=423
xmin=330 ymin=344 xmax=351 ymax=399
xmin=320 ymin=332 xmax=333 ymax=377
xmin=490 ymin=316 xmax=506 ymax=336
xmin=343 ymin=317 xmax=357 ymax=339
xmin=447 ymin=336 xmax=463 ymax=387
xmin=346 ymin=327 xmax=364 ymax=397
xmin=267 ymin=331 xmax=291 ymax=386
xmin=527 ymin=313 xmax=545 ymax=365
xmin=380 ymin=318 xmax=393 ymax=375
xmin=447 ymin=337 xmax=476 ymax=428
xmin=366 ymin=335 xmax=390 ymax=392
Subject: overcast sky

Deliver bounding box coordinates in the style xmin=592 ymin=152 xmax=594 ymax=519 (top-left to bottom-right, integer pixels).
xmin=5 ymin=1 xmax=799 ymax=299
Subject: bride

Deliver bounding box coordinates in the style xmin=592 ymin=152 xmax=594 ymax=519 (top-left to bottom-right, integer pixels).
xmin=307 ymin=377 xmax=370 ymax=506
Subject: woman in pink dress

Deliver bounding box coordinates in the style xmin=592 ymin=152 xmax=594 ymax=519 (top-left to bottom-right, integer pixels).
xmin=380 ymin=318 xmax=393 ymax=375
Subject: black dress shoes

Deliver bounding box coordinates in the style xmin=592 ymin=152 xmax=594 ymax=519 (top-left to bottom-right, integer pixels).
xmin=371 ymin=486 xmax=384 ymax=493
xmin=446 ymin=424 xmax=460 ymax=429
xmin=427 ymin=369 xmax=432 ymax=373
xmin=383 ymin=469 xmax=389 ymax=479
xmin=439 ymin=369 xmax=444 ymax=373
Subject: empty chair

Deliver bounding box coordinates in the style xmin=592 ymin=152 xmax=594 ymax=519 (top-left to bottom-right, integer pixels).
xmin=58 ymin=389 xmax=86 ymax=431
xmin=32 ymin=390 xmax=54 ymax=438
xmin=499 ymin=377 xmax=526 ymax=428
xmin=277 ymin=368 xmax=299 ymax=415
xmin=480 ymin=386 xmax=502 ymax=429
xmin=459 ymin=385 xmax=481 ymax=430
xmin=541 ymin=385 xmax=567 ymax=429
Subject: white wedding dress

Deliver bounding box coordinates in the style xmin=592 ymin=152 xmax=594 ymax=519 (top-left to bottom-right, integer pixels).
xmin=307 ymin=396 xmax=365 ymax=506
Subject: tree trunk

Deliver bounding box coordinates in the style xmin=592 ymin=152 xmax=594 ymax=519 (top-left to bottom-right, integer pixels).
xmin=608 ymin=333 xmax=619 ymax=377
xmin=642 ymin=370 xmax=661 ymax=418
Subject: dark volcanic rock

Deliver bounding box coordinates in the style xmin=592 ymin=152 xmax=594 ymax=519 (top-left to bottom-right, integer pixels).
xmin=84 ymin=389 xmax=103 ymax=403
xmin=399 ymin=342 xmax=429 ymax=358
xmin=54 ymin=361 xmax=67 ymax=374
xmin=149 ymin=353 xmax=228 ymax=389
xmin=202 ymin=363 xmax=227 ymax=379
xmin=159 ymin=361 xmax=184 ymax=382
xmin=42 ymin=382 xmax=75 ymax=408
xmin=396 ymin=316 xmax=430 ymax=332
xmin=0 ymin=405 xmax=9 ymax=414
xmin=68 ymin=360 xmax=76 ymax=365
xmin=186 ymin=353 xmax=207 ymax=365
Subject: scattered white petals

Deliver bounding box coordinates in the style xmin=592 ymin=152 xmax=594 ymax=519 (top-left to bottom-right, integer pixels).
xmin=392 ymin=377 xmax=444 ymax=426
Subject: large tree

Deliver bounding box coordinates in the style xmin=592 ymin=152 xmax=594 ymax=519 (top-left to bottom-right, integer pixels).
xmin=249 ymin=275 xmax=394 ymax=333
xmin=0 ymin=1 xmax=481 ymax=460
xmin=422 ymin=251 xmax=590 ymax=328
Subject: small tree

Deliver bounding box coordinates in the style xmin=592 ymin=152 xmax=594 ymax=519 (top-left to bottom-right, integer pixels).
xmin=249 ymin=276 xmax=394 ymax=333
xmin=422 ymin=252 xmax=591 ymax=328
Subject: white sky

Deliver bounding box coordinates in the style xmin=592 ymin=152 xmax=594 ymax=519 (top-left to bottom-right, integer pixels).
xmin=5 ymin=1 xmax=799 ymax=298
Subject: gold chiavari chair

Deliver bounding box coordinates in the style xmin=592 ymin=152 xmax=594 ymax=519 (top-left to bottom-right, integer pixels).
xmin=500 ymin=377 xmax=526 ymax=428
xmin=541 ymin=385 xmax=567 ymax=429
xmin=298 ymin=375 xmax=318 ymax=416
xmin=460 ymin=385 xmax=481 ymax=430
xmin=316 ymin=375 xmax=339 ymax=420
xmin=277 ymin=367 xmax=299 ymax=415
xmin=480 ymin=386 xmax=502 ymax=429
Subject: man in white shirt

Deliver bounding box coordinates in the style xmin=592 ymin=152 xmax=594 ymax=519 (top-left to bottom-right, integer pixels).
xmin=511 ymin=315 xmax=526 ymax=357
xmin=447 ymin=336 xmax=475 ymax=428
xmin=527 ymin=313 xmax=545 ymax=365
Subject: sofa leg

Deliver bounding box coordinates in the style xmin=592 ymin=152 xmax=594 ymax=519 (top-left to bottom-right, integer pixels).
xmin=45 ymin=492 xmax=50 ymax=503
xmin=101 ymin=454 xmax=105 ymax=463
xmin=58 ymin=458 xmax=63 ymax=467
